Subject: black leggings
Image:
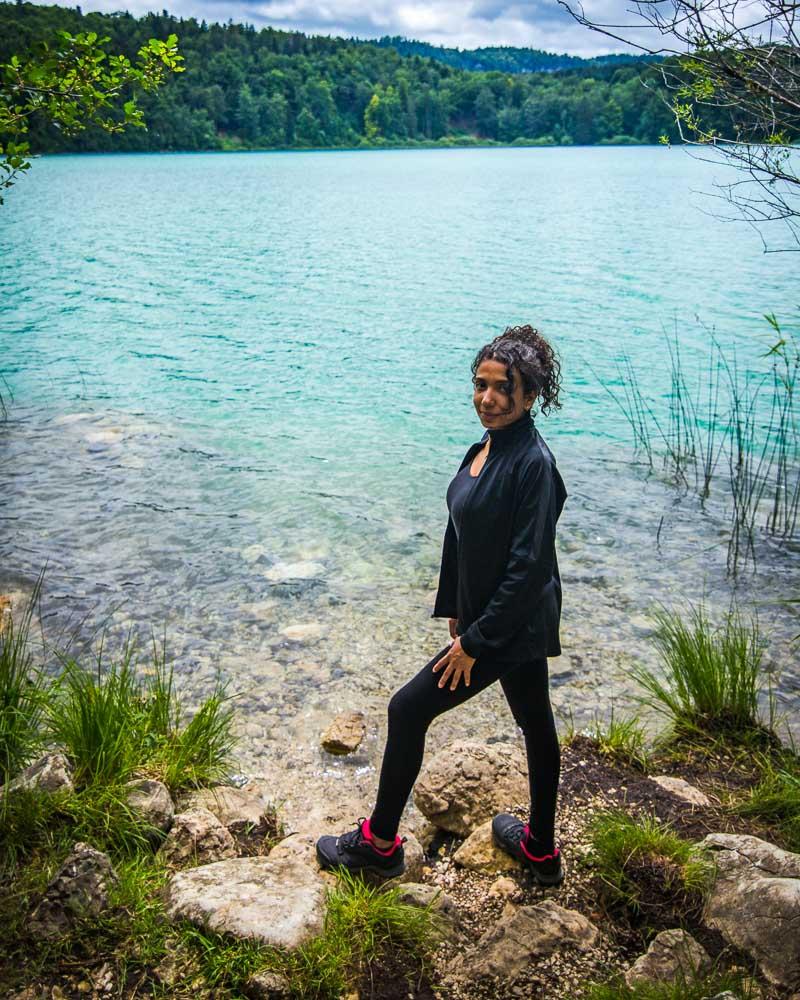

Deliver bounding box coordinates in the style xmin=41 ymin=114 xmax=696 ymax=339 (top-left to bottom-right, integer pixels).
xmin=369 ymin=644 xmax=560 ymax=852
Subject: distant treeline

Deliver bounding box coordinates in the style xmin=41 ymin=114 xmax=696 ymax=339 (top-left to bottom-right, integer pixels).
xmin=362 ymin=36 xmax=663 ymax=75
xmin=0 ymin=3 xmax=721 ymax=152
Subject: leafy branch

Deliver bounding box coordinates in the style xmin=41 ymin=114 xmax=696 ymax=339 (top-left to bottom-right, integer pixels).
xmin=0 ymin=29 xmax=184 ymax=204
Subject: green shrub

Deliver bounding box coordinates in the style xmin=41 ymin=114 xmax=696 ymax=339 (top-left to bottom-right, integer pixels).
xmin=631 ymin=602 xmax=771 ymax=743
xmin=586 ymin=809 xmax=714 ymax=915
xmin=0 ymin=571 xmax=49 ymax=785
xmin=0 ymin=782 xmax=156 ymax=871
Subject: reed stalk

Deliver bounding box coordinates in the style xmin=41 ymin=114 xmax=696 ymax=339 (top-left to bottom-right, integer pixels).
xmin=595 ymin=312 xmax=799 ymax=576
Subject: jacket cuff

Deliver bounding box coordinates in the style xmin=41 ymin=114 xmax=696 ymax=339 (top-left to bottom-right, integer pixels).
xmin=459 ymin=624 xmax=484 ymax=660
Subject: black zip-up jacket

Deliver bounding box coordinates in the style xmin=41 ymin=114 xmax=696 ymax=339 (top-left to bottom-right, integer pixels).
xmin=431 ymin=410 xmax=567 ymax=661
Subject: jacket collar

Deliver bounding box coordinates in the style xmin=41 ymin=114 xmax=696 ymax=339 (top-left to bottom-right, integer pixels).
xmin=482 ymin=409 xmax=535 ymax=451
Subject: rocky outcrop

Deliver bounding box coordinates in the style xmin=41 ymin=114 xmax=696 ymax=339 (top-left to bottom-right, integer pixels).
xmin=124 ymin=778 xmax=174 ymax=834
xmin=28 ymin=842 xmax=118 ymax=939
xmin=700 ymin=832 xmax=800 ymax=989
xmin=624 ymin=929 xmax=711 ymax=987
xmin=243 ymin=971 xmax=293 ymax=999
xmin=160 ymin=807 xmax=237 ymax=867
xmin=1 ymin=752 xmax=74 ymax=797
xmin=453 ymin=819 xmax=522 ymax=874
xmin=395 ymin=883 xmax=463 ymax=937
xmin=321 ymin=712 xmax=366 ymax=755
xmin=397 ymin=831 xmax=424 ymax=884
xmin=450 ymin=900 xmax=598 ymax=981
xmin=178 ymin=781 xmax=273 ymax=838
xmin=414 ymin=741 xmax=528 ymax=836
xmin=651 ymin=775 xmax=713 ymax=808
xmin=166 ymin=856 xmax=326 ymax=949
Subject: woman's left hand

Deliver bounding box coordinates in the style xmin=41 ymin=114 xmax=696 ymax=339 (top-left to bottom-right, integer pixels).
xmin=432 ymin=637 xmax=477 ymax=691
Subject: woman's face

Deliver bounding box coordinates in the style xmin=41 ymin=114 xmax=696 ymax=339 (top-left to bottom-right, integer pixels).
xmin=473 ymin=358 xmax=535 ymax=431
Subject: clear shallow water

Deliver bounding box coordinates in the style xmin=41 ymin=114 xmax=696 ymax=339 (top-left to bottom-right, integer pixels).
xmin=1 ymin=147 xmax=798 ymax=825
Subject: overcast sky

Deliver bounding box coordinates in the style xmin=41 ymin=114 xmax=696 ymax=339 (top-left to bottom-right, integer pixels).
xmin=40 ymin=0 xmax=662 ymax=57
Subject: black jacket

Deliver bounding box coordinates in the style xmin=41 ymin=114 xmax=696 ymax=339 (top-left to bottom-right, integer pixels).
xmin=431 ymin=410 xmax=567 ymax=661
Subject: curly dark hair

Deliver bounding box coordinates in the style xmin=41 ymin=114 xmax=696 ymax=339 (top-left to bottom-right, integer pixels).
xmin=471 ymin=324 xmax=563 ymax=417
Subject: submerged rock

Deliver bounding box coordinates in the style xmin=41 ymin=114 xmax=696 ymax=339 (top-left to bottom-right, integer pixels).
xmin=166 ymin=856 xmax=326 ymax=949
xmin=264 ymin=561 xmax=325 ymax=582
xmin=0 ymin=594 xmax=11 ymax=634
xmin=624 ymin=928 xmax=711 ymax=987
xmin=280 ymin=622 xmax=324 ymax=642
xmin=28 ymin=842 xmax=118 ymax=939
xmin=414 ymin=741 xmax=528 ymax=836
xmin=321 ymin=712 xmax=366 ymax=755
xmin=701 ymin=832 xmax=800 ymax=989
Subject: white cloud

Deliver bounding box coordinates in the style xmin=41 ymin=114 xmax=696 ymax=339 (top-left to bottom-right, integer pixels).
xmin=36 ymin=0 xmax=659 ymax=55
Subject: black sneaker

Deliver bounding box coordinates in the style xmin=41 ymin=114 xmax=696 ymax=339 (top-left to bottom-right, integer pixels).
xmin=492 ymin=814 xmax=564 ymax=886
xmin=315 ymin=817 xmax=406 ymax=879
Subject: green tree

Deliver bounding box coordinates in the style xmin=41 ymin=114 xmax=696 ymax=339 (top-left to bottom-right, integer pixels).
xmin=259 ymin=92 xmax=288 ymax=145
xmin=364 ymin=91 xmax=381 ymax=140
xmin=294 ymin=106 xmax=322 ymax=145
xmin=0 ymin=27 xmax=184 ymax=203
xmin=474 ymin=85 xmax=497 ymax=138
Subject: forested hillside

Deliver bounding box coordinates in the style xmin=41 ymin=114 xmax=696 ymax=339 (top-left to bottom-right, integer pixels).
xmin=363 ymin=36 xmax=662 ymax=74
xmin=0 ymin=3 xmax=699 ymax=152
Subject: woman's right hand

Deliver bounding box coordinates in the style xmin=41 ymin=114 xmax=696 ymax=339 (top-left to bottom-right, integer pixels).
xmin=448 ymin=618 xmax=458 ymax=640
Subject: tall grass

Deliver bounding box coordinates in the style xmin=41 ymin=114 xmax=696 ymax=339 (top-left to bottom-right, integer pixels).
xmin=47 ymin=633 xmax=236 ymax=792
xmin=631 ymin=602 xmax=771 ymax=742
xmin=0 ymin=571 xmax=48 ymax=785
xmin=48 ymin=637 xmax=145 ymax=787
xmin=595 ymin=313 xmax=799 ymax=575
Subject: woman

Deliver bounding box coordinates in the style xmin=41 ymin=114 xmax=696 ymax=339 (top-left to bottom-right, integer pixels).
xmin=316 ymin=324 xmax=567 ymax=886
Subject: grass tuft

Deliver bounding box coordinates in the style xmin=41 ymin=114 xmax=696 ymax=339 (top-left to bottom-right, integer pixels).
xmin=48 ymin=639 xmax=145 ymax=787
xmin=631 ymin=602 xmax=774 ymax=745
xmin=44 ymin=631 xmax=236 ymax=793
xmin=585 ymin=965 xmax=761 ymax=999
xmin=590 ymin=708 xmax=651 ymax=771
xmin=0 ymin=571 xmax=49 ymax=785
xmin=585 ymin=808 xmax=715 ymax=920
xmin=732 ymin=749 xmax=800 ymax=852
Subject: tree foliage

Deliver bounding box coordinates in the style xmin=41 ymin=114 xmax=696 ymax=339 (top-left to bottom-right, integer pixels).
xmin=0 ymin=1 xmax=740 ymax=161
xmin=0 ymin=21 xmax=184 ymax=202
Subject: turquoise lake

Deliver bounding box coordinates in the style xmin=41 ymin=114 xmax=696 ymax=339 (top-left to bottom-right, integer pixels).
xmin=1 ymin=146 xmax=798 ymax=822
